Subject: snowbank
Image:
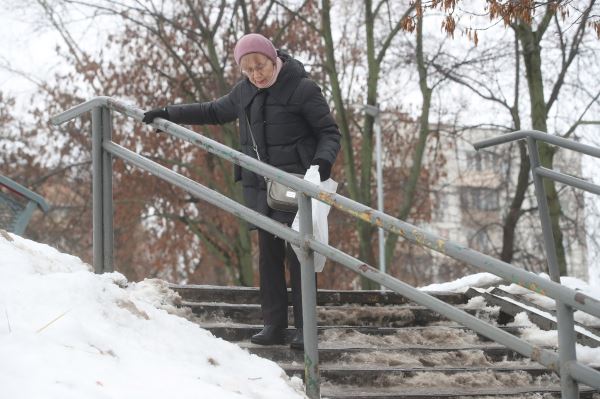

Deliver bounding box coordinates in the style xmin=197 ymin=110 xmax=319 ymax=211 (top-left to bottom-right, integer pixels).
xmin=0 ymin=231 xmax=305 ymax=399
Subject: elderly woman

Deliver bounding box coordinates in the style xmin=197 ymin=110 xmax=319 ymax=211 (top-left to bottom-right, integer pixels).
xmin=143 ymin=33 xmax=341 ymax=350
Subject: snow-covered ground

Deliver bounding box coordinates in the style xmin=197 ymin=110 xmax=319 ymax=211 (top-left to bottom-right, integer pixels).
xmin=0 ymin=231 xmax=306 ymax=399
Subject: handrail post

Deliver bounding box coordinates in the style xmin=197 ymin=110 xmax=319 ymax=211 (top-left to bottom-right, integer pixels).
xmin=526 ymin=137 xmax=578 ymax=398
xmin=298 ymin=193 xmax=320 ymax=399
xmin=527 ymin=137 xmax=561 ymax=283
xmin=101 ymin=106 xmax=114 ymax=273
xmin=91 ymin=106 xmax=114 ymax=274
xmin=91 ymin=107 xmax=104 ymax=273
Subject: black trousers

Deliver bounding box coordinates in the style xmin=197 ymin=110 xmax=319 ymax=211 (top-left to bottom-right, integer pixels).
xmin=258 ymin=228 xmax=303 ymax=328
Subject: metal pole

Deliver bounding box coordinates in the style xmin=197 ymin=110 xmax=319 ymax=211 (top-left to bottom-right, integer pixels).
xmin=375 ymin=111 xmax=385 ymax=283
xmin=365 ymin=104 xmax=386 ymax=287
xmin=526 ymin=138 xmax=561 ymax=282
xmin=526 ymin=137 xmax=578 ymax=398
xmin=298 ymin=193 xmax=320 ymax=399
xmin=91 ymin=107 xmax=104 ymax=274
xmin=101 ymin=107 xmax=114 ymax=273
xmin=557 ymin=302 xmax=579 ymax=397
xmin=12 ymin=201 xmax=37 ymax=236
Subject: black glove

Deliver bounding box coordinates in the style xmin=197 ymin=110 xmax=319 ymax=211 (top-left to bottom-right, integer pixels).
xmin=142 ymin=107 xmax=169 ymax=124
xmin=311 ymin=158 xmax=332 ymax=181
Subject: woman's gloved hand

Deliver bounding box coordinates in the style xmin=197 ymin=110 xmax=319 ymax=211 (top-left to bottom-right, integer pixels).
xmin=311 ymin=158 xmax=332 ymax=181
xmin=142 ymin=107 xmax=169 ymax=124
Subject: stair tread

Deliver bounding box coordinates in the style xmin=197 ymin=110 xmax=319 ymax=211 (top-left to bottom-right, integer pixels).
xmin=198 ymin=322 xmax=527 ymax=332
xmin=182 ymin=301 xmax=486 ymax=310
xmin=172 ymin=285 xmax=467 ymax=305
xmin=281 ymin=364 xmax=551 ymax=372
xmin=320 ymin=385 xmax=599 ymax=398
xmin=173 ymin=285 xmax=460 ymax=295
xmin=239 ymin=343 xmax=514 ymax=350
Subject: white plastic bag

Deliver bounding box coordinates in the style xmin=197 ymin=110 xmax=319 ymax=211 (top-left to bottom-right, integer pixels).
xmin=291 ymin=165 xmax=338 ymax=272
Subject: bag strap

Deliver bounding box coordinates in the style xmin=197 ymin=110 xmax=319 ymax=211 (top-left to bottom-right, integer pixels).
xmin=245 ymin=109 xmax=268 ymax=182
xmin=245 ymin=112 xmax=261 ymax=162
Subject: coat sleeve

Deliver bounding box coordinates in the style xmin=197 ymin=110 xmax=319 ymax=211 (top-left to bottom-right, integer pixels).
xmin=298 ymin=79 xmax=341 ymax=164
xmin=166 ymin=86 xmax=238 ymax=125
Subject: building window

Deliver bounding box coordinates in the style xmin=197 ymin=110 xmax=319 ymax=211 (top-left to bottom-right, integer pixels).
xmin=460 ymin=187 xmax=500 ymax=211
xmin=466 ymin=150 xmax=500 ymax=172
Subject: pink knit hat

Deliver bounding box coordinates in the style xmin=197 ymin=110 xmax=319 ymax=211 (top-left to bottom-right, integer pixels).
xmin=234 ymin=33 xmax=277 ymax=65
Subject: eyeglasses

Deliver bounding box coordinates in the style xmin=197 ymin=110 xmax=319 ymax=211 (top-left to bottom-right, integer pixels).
xmin=241 ymin=62 xmax=271 ymax=77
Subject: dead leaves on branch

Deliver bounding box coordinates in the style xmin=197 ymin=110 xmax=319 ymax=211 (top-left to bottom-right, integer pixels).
xmin=411 ymin=0 xmax=595 ymax=45
xmin=592 ymin=20 xmax=600 ymax=38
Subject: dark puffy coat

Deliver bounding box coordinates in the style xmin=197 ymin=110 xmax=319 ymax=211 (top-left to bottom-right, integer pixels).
xmin=166 ymin=52 xmax=341 ymax=226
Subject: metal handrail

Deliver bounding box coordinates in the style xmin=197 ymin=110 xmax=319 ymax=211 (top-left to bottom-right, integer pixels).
xmin=0 ymin=174 xmax=50 ymax=235
xmin=51 ymin=98 xmax=600 ymax=317
xmin=52 ymin=99 xmax=600 ymax=398
xmin=474 ymin=130 xmax=600 ymax=158
xmin=0 ymin=175 xmax=50 ymax=212
xmin=474 ymin=129 xmax=600 ymax=398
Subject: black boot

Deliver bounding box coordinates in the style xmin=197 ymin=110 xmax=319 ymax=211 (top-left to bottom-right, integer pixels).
xmin=290 ymin=328 xmax=304 ymax=350
xmin=251 ymin=325 xmax=286 ymax=345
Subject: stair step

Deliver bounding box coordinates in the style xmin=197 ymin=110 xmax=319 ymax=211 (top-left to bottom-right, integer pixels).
xmin=184 ymin=301 xmax=493 ymax=326
xmin=319 ymin=385 xmax=600 ymax=398
xmin=200 ymin=323 xmax=526 ymax=343
xmin=283 ymin=364 xmax=556 ymax=384
xmin=171 ymin=284 xmax=466 ymax=306
xmin=242 ymin=344 xmax=530 ymax=364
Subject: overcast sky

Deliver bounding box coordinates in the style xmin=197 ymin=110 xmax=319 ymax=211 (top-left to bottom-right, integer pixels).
xmin=0 ymin=3 xmax=109 ymax=114
xmin=0 ymin=6 xmax=57 ymax=99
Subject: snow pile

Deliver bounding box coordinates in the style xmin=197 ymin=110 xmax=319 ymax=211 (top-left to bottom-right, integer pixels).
xmin=0 ymin=231 xmax=306 ymax=399
xmin=508 ymin=312 xmax=600 ymax=367
xmin=419 ymin=272 xmax=504 ymax=292
xmin=499 ymin=273 xmax=600 ymax=328
xmin=462 ymin=296 xmax=501 ymax=324
xmin=419 ymin=270 xmax=600 ymax=367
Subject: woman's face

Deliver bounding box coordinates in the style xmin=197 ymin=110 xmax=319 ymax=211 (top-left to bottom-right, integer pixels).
xmin=240 ymin=53 xmax=275 ymax=88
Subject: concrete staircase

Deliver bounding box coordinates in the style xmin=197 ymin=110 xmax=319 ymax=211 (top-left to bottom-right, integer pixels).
xmin=171 ymin=285 xmax=600 ymax=398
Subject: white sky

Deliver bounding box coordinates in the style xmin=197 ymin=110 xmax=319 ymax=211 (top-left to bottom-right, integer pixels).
xmin=0 ymin=5 xmax=61 ymax=102
xmin=0 ymin=232 xmax=307 ymax=399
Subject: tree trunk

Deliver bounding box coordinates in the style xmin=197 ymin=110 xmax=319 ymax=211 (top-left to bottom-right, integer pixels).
xmin=517 ymin=21 xmax=568 ymax=276
xmin=384 ymin=7 xmax=431 ymax=271
xmin=500 ymin=34 xmax=526 ymax=265
xmin=358 ymin=0 xmax=379 ymax=290
xmin=321 ymin=0 xmax=377 ymax=289
xmin=500 ymin=141 xmax=529 ymax=263
xmin=320 ymin=0 xmax=359 ymax=201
